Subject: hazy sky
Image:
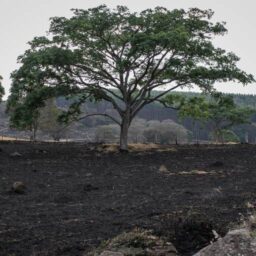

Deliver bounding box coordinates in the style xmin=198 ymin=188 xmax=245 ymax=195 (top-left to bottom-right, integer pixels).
xmin=1 ymin=0 xmax=255 ymax=98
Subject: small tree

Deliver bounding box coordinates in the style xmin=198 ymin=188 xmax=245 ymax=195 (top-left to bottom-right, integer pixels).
xmin=207 ymin=93 xmax=254 ymax=142
xmin=143 ymin=119 xmax=189 ymax=144
xmin=174 ymin=92 xmax=254 ymax=143
xmin=7 ymin=87 xmax=51 ymax=141
xmin=210 ymin=129 xmax=240 ymax=143
xmin=129 ymin=118 xmax=147 ymax=143
xmin=8 ymin=6 xmax=254 ymax=150
xmin=38 ymin=98 xmax=67 ymax=141
xmin=7 ymin=96 xmax=39 ymax=141
xmin=171 ymin=94 xmax=209 ymax=143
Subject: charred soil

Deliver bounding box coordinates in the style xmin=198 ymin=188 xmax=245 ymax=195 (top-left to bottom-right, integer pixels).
xmin=0 ymin=142 xmax=256 ymax=255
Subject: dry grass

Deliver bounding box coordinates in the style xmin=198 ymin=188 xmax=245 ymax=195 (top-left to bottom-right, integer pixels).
xmin=0 ymin=136 xmax=28 ymax=141
xmin=158 ymin=164 xmax=170 ymax=174
xmin=178 ymin=169 xmax=221 ymax=176
xmin=98 ymin=143 xmax=177 ymax=153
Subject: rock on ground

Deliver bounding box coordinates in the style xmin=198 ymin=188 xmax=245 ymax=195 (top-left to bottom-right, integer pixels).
xmin=194 ymin=228 xmax=256 ymax=256
xmin=12 ymin=181 xmax=26 ymax=194
xmin=10 ymin=151 xmax=22 ymax=157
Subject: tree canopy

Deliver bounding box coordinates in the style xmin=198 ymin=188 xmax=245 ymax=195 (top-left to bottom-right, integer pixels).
xmin=7 ymin=86 xmax=51 ymax=140
xmin=7 ymin=5 xmax=254 ymax=150
xmin=174 ymin=92 xmax=254 ymax=142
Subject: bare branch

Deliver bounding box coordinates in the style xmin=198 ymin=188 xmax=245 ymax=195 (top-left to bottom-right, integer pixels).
xmin=131 ymin=82 xmax=188 ymax=118
xmin=76 ymin=113 xmax=121 ymax=125
xmin=154 ymin=99 xmax=180 ymax=110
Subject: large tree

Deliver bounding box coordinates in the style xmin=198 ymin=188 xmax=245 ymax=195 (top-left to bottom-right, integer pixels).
xmin=7 ymin=6 xmax=254 ymax=150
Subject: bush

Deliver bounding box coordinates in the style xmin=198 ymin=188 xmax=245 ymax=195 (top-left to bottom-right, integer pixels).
xmin=95 ymin=124 xmax=120 ymax=143
xmin=143 ymin=119 xmax=189 ymax=144
xmin=210 ymin=129 xmax=240 ymax=143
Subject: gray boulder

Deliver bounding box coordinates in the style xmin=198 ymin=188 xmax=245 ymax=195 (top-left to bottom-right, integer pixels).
xmin=194 ymin=228 xmax=256 ymax=256
xmin=10 ymin=151 xmax=22 ymax=157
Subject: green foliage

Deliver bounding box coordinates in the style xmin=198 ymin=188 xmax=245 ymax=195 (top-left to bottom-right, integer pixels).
xmin=7 ymin=86 xmax=51 ymax=135
xmin=0 ymin=76 xmax=4 ymax=101
xmin=179 ymin=96 xmax=210 ymax=121
xmin=208 ymin=93 xmax=253 ymax=126
xmin=174 ymin=92 xmax=254 ymax=142
xmin=38 ymin=98 xmax=67 ymax=140
xmin=162 ymin=93 xmax=186 ymax=109
xmin=210 ymin=129 xmax=240 ymax=143
xmin=8 ymin=103 xmax=39 ymax=132
xmin=7 ymin=5 xmax=254 ymax=149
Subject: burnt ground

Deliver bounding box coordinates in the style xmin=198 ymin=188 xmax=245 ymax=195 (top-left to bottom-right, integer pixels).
xmin=1 ymin=142 xmax=256 ymax=256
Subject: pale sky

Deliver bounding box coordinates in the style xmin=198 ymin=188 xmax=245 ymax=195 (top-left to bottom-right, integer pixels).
xmin=1 ymin=0 xmax=256 ymax=99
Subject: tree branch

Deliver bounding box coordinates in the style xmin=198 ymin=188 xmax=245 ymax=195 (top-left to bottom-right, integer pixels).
xmin=76 ymin=113 xmax=121 ymax=125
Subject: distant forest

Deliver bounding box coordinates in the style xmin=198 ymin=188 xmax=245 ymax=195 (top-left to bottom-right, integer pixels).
xmin=1 ymin=91 xmax=256 ymax=143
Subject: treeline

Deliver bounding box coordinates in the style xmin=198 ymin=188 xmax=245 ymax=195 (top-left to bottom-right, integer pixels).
xmin=1 ymin=91 xmax=256 ymax=143
xmin=58 ymin=91 xmax=256 ymax=144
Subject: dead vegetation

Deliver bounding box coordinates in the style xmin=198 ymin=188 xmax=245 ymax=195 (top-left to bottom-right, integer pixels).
xmin=87 ymin=228 xmax=177 ymax=256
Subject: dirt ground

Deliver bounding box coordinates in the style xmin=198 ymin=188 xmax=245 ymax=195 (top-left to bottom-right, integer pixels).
xmin=1 ymin=142 xmax=256 ymax=256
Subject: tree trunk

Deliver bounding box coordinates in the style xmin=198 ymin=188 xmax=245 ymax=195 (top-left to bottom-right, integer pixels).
xmin=30 ymin=128 xmax=37 ymax=142
xmin=213 ymin=129 xmax=222 ymax=144
xmin=30 ymin=120 xmax=38 ymax=142
xmin=120 ymin=116 xmax=130 ymax=151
